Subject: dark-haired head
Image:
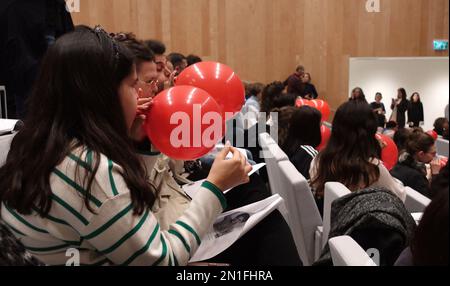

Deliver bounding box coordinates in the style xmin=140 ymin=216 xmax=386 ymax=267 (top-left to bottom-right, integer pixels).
xmin=398 ymin=88 xmax=407 ymax=100
xmin=144 ymin=39 xmax=166 ymax=55
xmin=433 ymin=117 xmax=449 ymax=136
xmin=167 ymin=52 xmax=187 ymax=73
xmin=405 ymin=130 xmax=436 ymax=164
xmin=186 ymin=54 xmax=202 ymax=66
xmin=114 ymin=33 xmax=157 ymax=97
xmin=410 ymin=92 xmax=421 ymax=103
xmin=0 ymin=26 xmax=156 ymax=216
xmin=350 ymin=87 xmax=367 ymax=103
xmin=311 ymin=101 xmax=381 ymax=196
xmin=282 ymin=106 xmax=322 ymax=156
xmin=393 ymin=128 xmax=411 ymax=152
xmin=260 ymin=81 xmax=285 ymax=116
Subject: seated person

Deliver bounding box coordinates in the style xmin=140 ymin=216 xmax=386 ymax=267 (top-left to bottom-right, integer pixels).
xmin=0 ymin=26 xmax=300 ymax=266
xmin=391 ymin=130 xmax=442 ymax=198
xmin=383 ymin=121 xmax=398 ymax=139
xmin=395 ymin=164 xmax=448 ymax=266
xmin=314 ymin=187 xmax=416 ymax=266
xmin=310 ymin=101 xmax=406 ymax=216
xmin=280 ymin=106 xmax=322 ymax=180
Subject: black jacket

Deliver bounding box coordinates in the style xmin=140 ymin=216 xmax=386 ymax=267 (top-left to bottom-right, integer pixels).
xmin=408 ymin=102 xmax=424 ymax=126
xmin=391 ymin=99 xmax=409 ymax=128
xmin=391 ymin=153 xmax=431 ymax=198
xmin=314 ymin=188 xmax=416 ymax=266
xmin=301 ymin=83 xmax=318 ymax=99
xmin=0 ymin=0 xmax=73 ymax=118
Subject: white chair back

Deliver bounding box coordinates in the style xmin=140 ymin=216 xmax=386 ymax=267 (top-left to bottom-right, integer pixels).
xmin=436 ymin=138 xmax=449 ymax=157
xmin=0 ymin=134 xmax=15 ymax=166
xmin=329 ymin=236 xmax=377 ymax=266
xmin=278 ymin=160 xmax=323 ymax=266
xmin=404 ymin=187 xmax=431 ymax=213
xmin=322 ymin=182 xmax=351 ymax=248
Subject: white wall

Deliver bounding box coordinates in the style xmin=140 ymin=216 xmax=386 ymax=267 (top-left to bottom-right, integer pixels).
xmin=349 ymin=57 xmax=449 ymax=131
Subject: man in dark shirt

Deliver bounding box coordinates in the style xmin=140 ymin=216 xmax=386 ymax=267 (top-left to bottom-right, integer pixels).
xmin=283 ymin=65 xmax=305 ymax=96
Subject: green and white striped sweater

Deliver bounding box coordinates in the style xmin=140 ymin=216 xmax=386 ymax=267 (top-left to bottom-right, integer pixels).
xmin=1 ymin=147 xmax=226 ymax=266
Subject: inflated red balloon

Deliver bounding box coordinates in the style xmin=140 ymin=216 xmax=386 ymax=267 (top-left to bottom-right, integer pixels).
xmin=317 ymin=125 xmax=331 ymax=151
xmin=426 ymin=130 xmax=438 ymax=141
xmin=176 ymin=62 xmax=245 ymax=118
xmin=295 ymin=98 xmax=314 ymax=108
xmin=440 ymin=157 xmax=448 ymax=168
xmin=376 ymin=133 xmax=399 ymax=171
xmin=145 ymin=86 xmax=225 ymax=160
xmin=311 ymin=99 xmax=331 ymax=122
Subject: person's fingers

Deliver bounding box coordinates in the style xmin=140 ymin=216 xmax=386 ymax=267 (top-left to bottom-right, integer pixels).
xmin=137 ymin=88 xmax=145 ymax=99
xmin=216 ymin=145 xmax=232 ymax=160
xmin=240 ymin=152 xmax=246 ymax=168
xmin=244 ymin=164 xmax=252 ymax=174
xmin=232 ymin=147 xmax=241 ymax=162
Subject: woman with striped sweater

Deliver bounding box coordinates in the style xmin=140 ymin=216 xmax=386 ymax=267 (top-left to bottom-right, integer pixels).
xmin=0 ymin=26 xmax=252 ymax=266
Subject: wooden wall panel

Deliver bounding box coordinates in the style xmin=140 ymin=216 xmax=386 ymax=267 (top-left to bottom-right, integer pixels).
xmin=71 ymin=0 xmax=449 ymax=112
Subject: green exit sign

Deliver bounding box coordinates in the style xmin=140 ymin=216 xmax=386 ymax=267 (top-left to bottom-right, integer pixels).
xmin=434 ymin=40 xmax=449 ymax=51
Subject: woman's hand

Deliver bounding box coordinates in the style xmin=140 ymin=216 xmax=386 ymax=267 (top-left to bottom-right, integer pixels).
xmin=206 ymin=142 xmax=252 ymax=192
xmin=130 ymin=88 xmax=153 ymax=142
xmin=430 ymin=157 xmax=442 ymax=176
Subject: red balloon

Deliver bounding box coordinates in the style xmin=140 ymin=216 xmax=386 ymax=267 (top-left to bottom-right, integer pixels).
xmin=295 ymin=98 xmax=314 ymax=108
xmin=176 ymin=62 xmax=245 ymax=118
xmin=310 ymin=99 xmax=331 ymax=122
xmin=440 ymin=157 xmax=448 ymax=168
xmin=317 ymin=125 xmax=331 ymax=151
xmin=376 ymin=134 xmax=399 ymax=171
xmin=145 ymin=86 xmax=225 ymax=160
xmin=426 ymin=130 xmax=438 ymax=141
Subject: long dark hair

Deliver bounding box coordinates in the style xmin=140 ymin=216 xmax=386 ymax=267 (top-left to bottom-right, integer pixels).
xmin=282 ymin=106 xmax=322 ymax=157
xmin=411 ymin=167 xmax=449 ymax=265
xmin=311 ymin=101 xmax=381 ymax=196
xmin=398 ymin=88 xmax=407 ymax=101
xmin=410 ymin=92 xmax=421 ymax=103
xmin=0 ymin=26 xmax=156 ymax=216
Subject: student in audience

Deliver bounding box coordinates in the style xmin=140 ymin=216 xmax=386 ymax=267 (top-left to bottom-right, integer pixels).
xmin=282 ymin=106 xmax=322 ymax=180
xmin=284 ymin=65 xmax=305 ymax=96
xmin=144 ymin=39 xmax=172 ymax=92
xmin=383 ymin=121 xmax=398 ymax=139
xmin=395 ymin=165 xmax=449 ymax=266
xmin=260 ymin=81 xmax=285 ymax=118
xmin=310 ymin=101 xmax=406 ymax=214
xmin=391 ymin=130 xmax=441 ymax=198
xmin=407 ymin=92 xmax=424 ymax=128
xmin=315 ymin=187 xmax=416 ymax=266
xmin=242 ymin=83 xmax=264 ymax=129
xmin=114 ymin=33 xmax=158 ymax=97
xmin=301 ymin=73 xmax=318 ymax=99
xmin=186 ymin=54 xmax=202 ymax=66
xmin=271 ymin=106 xmax=298 ymax=149
xmin=0 ymin=26 xmax=237 ymax=265
xmin=433 ymin=117 xmax=449 ymax=138
xmin=391 ymin=88 xmax=409 ymax=129
xmin=349 ymin=87 xmax=368 ymax=103
xmin=393 ymin=128 xmax=411 ymax=154
xmin=370 ymin=92 xmax=387 ymax=129
xmin=0 ymin=26 xmax=301 ymax=266
xmin=167 ymin=52 xmax=188 ymax=76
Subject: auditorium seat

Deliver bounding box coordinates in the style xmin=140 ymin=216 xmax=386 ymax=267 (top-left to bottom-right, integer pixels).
xmin=404 ymin=187 xmax=431 ymax=213
xmin=329 ymin=236 xmax=377 ymax=266
xmin=0 ymin=133 xmax=15 ymax=166
xmin=277 ymin=160 xmax=323 ymax=266
xmin=436 ymin=137 xmax=449 ymax=157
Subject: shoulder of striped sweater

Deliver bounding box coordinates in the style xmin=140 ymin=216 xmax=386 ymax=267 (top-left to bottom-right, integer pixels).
xmin=53 ymin=148 xmax=130 ymax=202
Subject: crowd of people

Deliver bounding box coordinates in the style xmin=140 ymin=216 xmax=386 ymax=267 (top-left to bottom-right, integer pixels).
xmin=0 ymin=23 xmax=448 ymax=267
